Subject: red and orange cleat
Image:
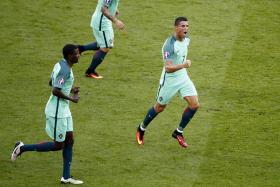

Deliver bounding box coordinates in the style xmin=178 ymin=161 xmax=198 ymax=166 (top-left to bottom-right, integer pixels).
xmin=136 ymin=126 xmax=145 ymax=145
xmin=172 ymin=130 xmax=188 ymax=148
xmin=86 ymin=72 xmax=103 ymax=79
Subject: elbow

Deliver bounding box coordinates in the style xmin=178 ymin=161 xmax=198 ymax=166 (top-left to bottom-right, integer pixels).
xmin=101 ymin=6 xmax=107 ymax=14
xmin=52 ymin=89 xmax=57 ymax=96
xmin=52 ymin=88 xmax=60 ymax=97
xmin=101 ymin=7 xmax=105 ymax=14
xmin=165 ymin=66 xmax=173 ymax=73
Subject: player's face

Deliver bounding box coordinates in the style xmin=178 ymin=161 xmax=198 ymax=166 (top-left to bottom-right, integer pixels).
xmin=175 ymin=21 xmax=189 ymax=39
xmin=69 ymin=49 xmax=80 ymax=64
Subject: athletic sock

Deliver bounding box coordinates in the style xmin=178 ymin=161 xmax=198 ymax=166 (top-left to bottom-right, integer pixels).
xmin=62 ymin=144 xmax=73 ymax=179
xmin=178 ymin=107 xmax=197 ymax=131
xmin=142 ymin=107 xmax=158 ymax=129
xmin=20 ymin=142 xmax=55 ymax=152
xmin=139 ymin=122 xmax=146 ymax=131
xmin=83 ymin=42 xmax=100 ymax=51
xmin=85 ymin=50 xmax=107 ymax=74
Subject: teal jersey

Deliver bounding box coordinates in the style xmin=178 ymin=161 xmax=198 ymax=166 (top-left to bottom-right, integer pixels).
xmin=160 ymin=35 xmax=190 ymax=83
xmin=45 ymin=59 xmax=74 ymax=118
xmin=91 ymin=0 xmax=119 ymax=31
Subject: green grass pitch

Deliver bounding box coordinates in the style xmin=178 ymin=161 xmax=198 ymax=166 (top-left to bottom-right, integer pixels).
xmin=0 ymin=0 xmax=279 ymax=186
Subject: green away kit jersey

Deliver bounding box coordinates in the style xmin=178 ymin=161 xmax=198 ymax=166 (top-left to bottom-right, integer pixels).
xmin=45 ymin=59 xmax=74 ymax=118
xmin=91 ymin=0 xmax=119 ymax=31
xmin=160 ymin=35 xmax=190 ymax=83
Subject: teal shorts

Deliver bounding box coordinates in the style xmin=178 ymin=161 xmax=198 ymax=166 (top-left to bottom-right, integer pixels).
xmin=93 ymin=28 xmax=114 ymax=48
xmin=156 ymin=76 xmax=197 ymax=105
xmin=45 ymin=115 xmax=73 ymax=142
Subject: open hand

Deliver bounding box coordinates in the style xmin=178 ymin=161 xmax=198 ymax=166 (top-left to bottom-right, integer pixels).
xmin=71 ymin=93 xmax=80 ymax=103
xmin=184 ymin=60 xmax=191 ymax=68
xmin=115 ymin=19 xmax=125 ymax=30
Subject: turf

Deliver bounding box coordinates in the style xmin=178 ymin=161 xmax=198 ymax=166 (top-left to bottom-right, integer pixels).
xmin=0 ymin=0 xmax=279 ymax=186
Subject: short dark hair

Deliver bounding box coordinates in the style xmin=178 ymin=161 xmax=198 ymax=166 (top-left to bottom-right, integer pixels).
xmin=63 ymin=44 xmax=78 ymax=59
xmin=174 ymin=16 xmax=188 ymax=26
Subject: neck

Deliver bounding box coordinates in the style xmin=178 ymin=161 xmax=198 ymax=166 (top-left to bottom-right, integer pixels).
xmin=175 ymin=34 xmax=184 ymax=41
xmin=65 ymin=59 xmax=73 ymax=68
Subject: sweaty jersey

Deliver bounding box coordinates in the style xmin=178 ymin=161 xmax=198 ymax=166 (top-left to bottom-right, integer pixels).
xmin=91 ymin=0 xmax=119 ymax=31
xmin=45 ymin=59 xmax=74 ymax=118
xmin=160 ymin=35 xmax=190 ymax=84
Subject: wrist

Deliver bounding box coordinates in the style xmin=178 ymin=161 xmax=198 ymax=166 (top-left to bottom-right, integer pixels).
xmin=113 ymin=17 xmax=118 ymax=23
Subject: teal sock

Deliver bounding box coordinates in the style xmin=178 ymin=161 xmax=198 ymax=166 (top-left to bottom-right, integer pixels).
xmin=178 ymin=107 xmax=197 ymax=131
xmin=142 ymin=107 xmax=158 ymax=129
xmin=86 ymin=50 xmax=107 ymax=74
xmin=62 ymin=144 xmax=72 ymax=179
xmin=84 ymin=42 xmax=99 ymax=51
xmin=20 ymin=142 xmax=55 ymax=152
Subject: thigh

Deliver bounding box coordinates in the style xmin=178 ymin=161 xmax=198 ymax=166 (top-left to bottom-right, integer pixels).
xmin=93 ymin=29 xmax=114 ymax=48
xmin=66 ymin=116 xmax=73 ymax=132
xmin=156 ymin=79 xmax=179 ymax=105
xmin=45 ymin=115 xmax=67 ymax=142
xmin=179 ymin=78 xmax=198 ymax=98
xmin=65 ymin=131 xmax=74 ymax=146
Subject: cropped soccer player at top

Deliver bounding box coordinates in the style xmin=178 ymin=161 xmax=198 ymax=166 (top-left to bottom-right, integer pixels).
xmin=78 ymin=0 xmax=124 ymax=79
xmin=136 ymin=17 xmax=200 ymax=148
xmin=11 ymin=44 xmax=83 ymax=184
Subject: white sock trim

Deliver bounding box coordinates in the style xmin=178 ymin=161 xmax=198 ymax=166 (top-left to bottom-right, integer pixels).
xmin=140 ymin=123 xmax=146 ymax=131
xmin=176 ymin=128 xmax=183 ymax=133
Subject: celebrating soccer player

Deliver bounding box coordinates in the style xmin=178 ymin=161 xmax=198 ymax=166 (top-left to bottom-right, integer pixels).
xmin=136 ymin=17 xmax=200 ymax=148
xmin=11 ymin=44 xmax=83 ymax=184
xmin=78 ymin=0 xmax=124 ymax=79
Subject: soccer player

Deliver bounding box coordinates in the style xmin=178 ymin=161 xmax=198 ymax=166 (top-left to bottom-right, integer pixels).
xmin=79 ymin=0 xmax=124 ymax=79
xmin=136 ymin=17 xmax=200 ymax=148
xmin=11 ymin=44 xmax=83 ymax=185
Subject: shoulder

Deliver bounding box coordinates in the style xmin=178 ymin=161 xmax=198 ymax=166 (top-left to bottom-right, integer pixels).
xmin=163 ymin=36 xmax=176 ymax=52
xmin=52 ymin=62 xmax=61 ymax=74
xmin=165 ymin=35 xmax=176 ymax=45
xmin=58 ymin=59 xmax=71 ymax=76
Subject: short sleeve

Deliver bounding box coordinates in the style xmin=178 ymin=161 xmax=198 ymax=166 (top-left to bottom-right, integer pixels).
xmin=51 ymin=63 xmax=69 ymax=89
xmin=53 ymin=71 xmax=68 ymax=89
xmin=103 ymin=0 xmax=113 ymax=7
xmin=162 ymin=37 xmax=175 ymax=62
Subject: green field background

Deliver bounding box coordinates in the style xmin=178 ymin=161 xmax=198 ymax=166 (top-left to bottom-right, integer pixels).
xmin=0 ymin=0 xmax=279 ymax=186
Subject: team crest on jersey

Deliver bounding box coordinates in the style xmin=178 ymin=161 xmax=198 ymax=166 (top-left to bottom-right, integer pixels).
xmin=104 ymin=0 xmax=112 ymax=4
xmin=164 ymin=51 xmax=170 ymax=59
xmin=59 ymin=134 xmax=63 ymax=139
xmin=58 ymin=77 xmax=65 ymax=85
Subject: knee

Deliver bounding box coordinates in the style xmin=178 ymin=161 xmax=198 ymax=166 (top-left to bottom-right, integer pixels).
xmin=154 ymin=104 xmax=166 ymax=113
xmin=65 ymin=132 xmax=74 ymax=146
xmin=158 ymin=107 xmax=165 ymax=113
xmin=67 ymin=138 xmax=74 ymax=146
xmin=190 ymin=102 xmax=200 ymax=110
xmin=101 ymin=48 xmax=110 ymax=53
xmin=53 ymin=142 xmax=64 ymax=151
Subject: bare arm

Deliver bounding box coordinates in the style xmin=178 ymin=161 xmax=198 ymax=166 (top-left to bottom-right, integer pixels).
xmin=101 ymin=6 xmax=124 ymax=29
xmin=165 ymin=60 xmax=191 ymax=73
xmin=52 ymin=87 xmax=80 ymax=103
